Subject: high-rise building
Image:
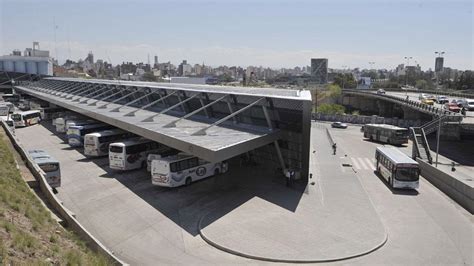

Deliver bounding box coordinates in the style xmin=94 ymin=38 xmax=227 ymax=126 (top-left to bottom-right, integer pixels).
xmin=154 ymin=55 xmax=158 ymax=67
xmin=435 ymin=57 xmax=444 ymax=72
xmin=311 ymin=58 xmax=328 ymax=84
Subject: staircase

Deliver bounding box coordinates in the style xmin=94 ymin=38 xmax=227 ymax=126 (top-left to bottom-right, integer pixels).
xmin=410 ymin=115 xmax=454 ymax=164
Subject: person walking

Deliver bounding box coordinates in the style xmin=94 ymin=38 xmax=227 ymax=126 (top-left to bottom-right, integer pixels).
xmin=332 ymin=143 xmax=337 ymax=155
xmin=285 ymin=170 xmax=291 ymax=187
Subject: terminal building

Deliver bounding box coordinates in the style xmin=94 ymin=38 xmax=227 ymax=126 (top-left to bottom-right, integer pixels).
xmin=15 ymin=78 xmax=313 ymax=181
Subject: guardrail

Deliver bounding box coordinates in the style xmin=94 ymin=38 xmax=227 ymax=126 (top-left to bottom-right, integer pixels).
xmin=342 ymin=89 xmax=464 ymax=121
xmin=356 ymin=88 xmax=474 ymax=99
xmin=0 ymin=120 xmax=127 ymax=266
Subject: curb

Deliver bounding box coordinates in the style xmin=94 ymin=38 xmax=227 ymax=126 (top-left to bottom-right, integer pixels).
xmin=1 ymin=120 xmax=128 ymax=266
xmin=198 ymin=210 xmax=388 ymax=264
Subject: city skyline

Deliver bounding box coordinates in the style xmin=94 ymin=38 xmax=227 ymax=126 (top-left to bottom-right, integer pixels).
xmin=1 ymin=0 xmax=472 ymax=70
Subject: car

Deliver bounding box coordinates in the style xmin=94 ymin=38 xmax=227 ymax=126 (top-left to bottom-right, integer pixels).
xmin=331 ymin=122 xmax=348 ymax=129
xmin=376 ymin=89 xmax=386 ymax=95
xmin=421 ymin=98 xmax=434 ymax=105
xmin=460 ymin=99 xmax=474 ymax=111
xmin=444 ymin=103 xmax=461 ymax=113
xmin=419 ymin=93 xmax=428 ymax=100
xmin=435 ymin=96 xmax=449 ymax=104
xmin=426 ymin=95 xmax=436 ymax=101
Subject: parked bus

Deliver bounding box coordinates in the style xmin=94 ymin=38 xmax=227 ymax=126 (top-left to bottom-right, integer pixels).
xmin=28 ymin=149 xmax=61 ymax=188
xmin=151 ymin=153 xmax=228 ymax=187
xmin=109 ymin=139 xmax=163 ymax=170
xmin=362 ymin=124 xmax=409 ymax=145
xmin=1 ymin=94 xmax=20 ymax=103
xmin=54 ymin=115 xmax=81 ymax=132
xmin=84 ymin=129 xmax=136 ymax=157
xmin=67 ymin=123 xmax=114 ymax=147
xmin=146 ymin=148 xmax=180 ymax=171
xmin=0 ymin=102 xmax=14 ymax=115
xmin=11 ymin=110 xmax=41 ymax=127
xmin=55 ymin=117 xmax=92 ymax=133
xmin=40 ymin=107 xmax=65 ymax=120
xmin=375 ymin=147 xmax=419 ymax=190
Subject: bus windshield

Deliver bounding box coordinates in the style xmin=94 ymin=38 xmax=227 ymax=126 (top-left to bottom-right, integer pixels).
xmin=39 ymin=163 xmax=59 ymax=172
xmin=110 ymin=146 xmax=123 ymax=153
xmin=154 ymin=161 xmax=169 ymax=175
xmin=11 ymin=114 xmax=22 ymax=121
xmin=396 ymin=168 xmax=419 ymax=181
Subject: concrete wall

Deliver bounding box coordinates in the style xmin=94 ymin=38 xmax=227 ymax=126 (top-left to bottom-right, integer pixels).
xmin=417 ymin=158 xmax=473 ymax=214
xmin=312 ymin=113 xmax=424 ymax=128
xmin=0 ymin=121 xmax=127 ymax=265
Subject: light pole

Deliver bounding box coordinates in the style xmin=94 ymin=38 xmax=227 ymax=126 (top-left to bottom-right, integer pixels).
xmin=435 ymin=51 xmax=445 ymax=89
xmin=368 ymin=62 xmax=375 ymax=88
xmin=341 ymin=65 xmax=347 ymax=89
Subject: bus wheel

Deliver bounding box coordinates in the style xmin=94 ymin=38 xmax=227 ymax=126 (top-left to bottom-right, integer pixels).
xmin=214 ymin=168 xmax=220 ymax=175
xmin=185 ymin=177 xmax=192 ymax=186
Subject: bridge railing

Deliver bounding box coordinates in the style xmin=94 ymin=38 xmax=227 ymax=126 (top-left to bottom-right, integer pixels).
xmin=342 ymin=89 xmax=463 ymax=122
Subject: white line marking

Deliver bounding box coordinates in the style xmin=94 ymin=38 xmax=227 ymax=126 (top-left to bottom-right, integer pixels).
xmin=358 ymin=158 xmax=369 ymax=170
xmin=366 ymin=158 xmax=376 ymax=170
xmin=351 ymin=158 xmax=360 ymax=169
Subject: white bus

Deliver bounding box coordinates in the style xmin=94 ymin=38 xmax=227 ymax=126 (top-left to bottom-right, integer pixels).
xmin=362 ymin=124 xmax=409 ymax=145
xmin=84 ymin=129 xmax=136 ymax=157
xmin=28 ymin=149 xmax=61 ymax=188
xmin=151 ymin=153 xmax=228 ymax=187
xmin=40 ymin=107 xmax=65 ymax=120
xmin=375 ymin=147 xmax=419 ymax=190
xmin=0 ymin=102 xmax=14 ymax=116
xmin=67 ymin=123 xmax=114 ymax=147
xmin=146 ymin=148 xmax=180 ymax=171
xmin=11 ymin=110 xmax=41 ymax=127
xmin=109 ymin=139 xmax=163 ymax=170
xmin=55 ymin=117 xmax=92 ymax=133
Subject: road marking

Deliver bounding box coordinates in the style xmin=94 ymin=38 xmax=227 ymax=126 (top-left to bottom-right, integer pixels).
xmin=351 ymin=158 xmax=360 ymax=169
xmin=358 ymin=158 xmax=369 ymax=170
xmin=365 ymin=158 xmax=376 ymax=170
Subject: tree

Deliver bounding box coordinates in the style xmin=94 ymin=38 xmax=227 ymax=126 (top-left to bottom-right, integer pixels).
xmin=415 ymin=79 xmax=428 ymax=90
xmin=333 ymin=73 xmax=357 ymax=88
xmin=326 ymin=84 xmax=341 ymax=98
xmin=142 ymin=72 xmax=157 ymax=82
xmin=316 ymin=103 xmax=345 ymax=114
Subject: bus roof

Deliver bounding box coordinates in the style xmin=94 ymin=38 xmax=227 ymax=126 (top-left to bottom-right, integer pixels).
xmin=14 ymin=110 xmax=41 ymax=115
xmin=109 ymin=138 xmax=150 ymax=147
xmin=365 ymin=124 xmax=407 ymax=130
xmin=28 ymin=149 xmax=59 ymax=163
xmin=154 ymin=153 xmax=194 ymax=163
xmin=33 ymin=156 xmax=59 ymax=164
xmin=68 ymin=123 xmax=108 ymax=130
xmin=376 ymin=147 xmax=418 ymax=165
xmin=85 ymin=128 xmax=126 ymax=137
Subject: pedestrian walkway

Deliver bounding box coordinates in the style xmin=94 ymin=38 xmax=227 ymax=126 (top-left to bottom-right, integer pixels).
xmin=198 ymin=124 xmax=388 ymax=262
xmin=350 ymin=157 xmax=376 ymax=171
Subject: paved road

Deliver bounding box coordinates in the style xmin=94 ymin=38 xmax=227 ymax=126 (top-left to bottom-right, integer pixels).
xmin=11 ymin=121 xmax=474 ymax=265
xmin=385 ymin=91 xmax=474 ymax=123
xmin=327 ymin=124 xmax=473 ymax=265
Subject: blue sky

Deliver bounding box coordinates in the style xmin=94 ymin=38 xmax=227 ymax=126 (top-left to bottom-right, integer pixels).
xmin=1 ymin=0 xmax=472 ymax=70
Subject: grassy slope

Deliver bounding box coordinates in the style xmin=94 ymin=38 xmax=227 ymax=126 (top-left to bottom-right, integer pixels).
xmin=0 ymin=129 xmax=111 ymax=265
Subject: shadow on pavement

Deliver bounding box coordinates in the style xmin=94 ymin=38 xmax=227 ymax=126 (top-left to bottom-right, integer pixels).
xmin=40 ymin=120 xmax=306 ymax=236
xmin=426 ymin=135 xmax=474 ymax=166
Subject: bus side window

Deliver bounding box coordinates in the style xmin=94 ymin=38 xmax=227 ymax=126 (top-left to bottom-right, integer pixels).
xmin=170 ymin=162 xmax=177 ymax=172
xmin=179 ymin=160 xmax=189 ymax=171
xmin=188 ymin=157 xmax=198 ymax=168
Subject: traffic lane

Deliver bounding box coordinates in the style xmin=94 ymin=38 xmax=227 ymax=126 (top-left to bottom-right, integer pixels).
xmin=329 ymin=125 xmax=473 ymax=265
xmin=387 ymin=91 xmax=474 ymax=117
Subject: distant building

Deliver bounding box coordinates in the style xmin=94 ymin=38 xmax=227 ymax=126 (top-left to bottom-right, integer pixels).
xmin=0 ymin=42 xmax=53 ymax=76
xmin=154 ymin=55 xmax=158 ymax=67
xmin=311 ymin=58 xmax=328 ymax=84
xmin=178 ymin=60 xmax=192 ymax=76
xmin=435 ymin=57 xmax=444 ymax=72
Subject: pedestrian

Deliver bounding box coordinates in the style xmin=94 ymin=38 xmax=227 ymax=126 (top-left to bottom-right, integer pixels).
xmin=285 ymin=170 xmax=291 ymax=187
xmin=461 ymin=108 xmax=466 ymax=117
xmin=332 ymin=143 xmax=337 ymax=155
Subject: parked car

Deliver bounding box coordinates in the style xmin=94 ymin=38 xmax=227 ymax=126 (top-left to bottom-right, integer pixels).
xmin=435 ymin=96 xmax=449 ymax=104
xmin=460 ymin=99 xmax=474 ymax=111
xmin=421 ymin=98 xmax=434 ymax=105
xmin=376 ymin=89 xmax=386 ymax=95
xmin=331 ymin=122 xmax=348 ymax=129
xmin=444 ymin=103 xmax=461 ymax=113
